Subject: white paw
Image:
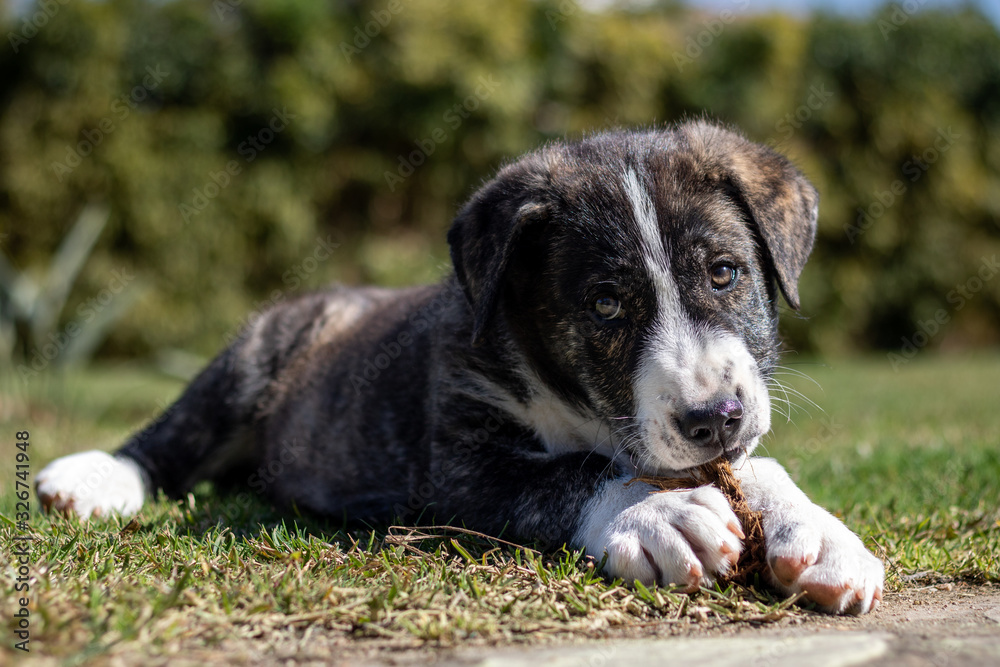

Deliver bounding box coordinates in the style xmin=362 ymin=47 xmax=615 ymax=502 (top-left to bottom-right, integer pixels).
xmin=575 ymin=479 xmax=744 ymax=590
xmin=764 ymin=506 xmax=884 ymax=615
xmin=36 ymin=451 xmax=146 ymax=519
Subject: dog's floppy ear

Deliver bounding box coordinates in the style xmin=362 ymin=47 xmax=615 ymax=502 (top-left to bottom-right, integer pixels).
xmin=684 ymin=123 xmax=819 ymax=310
xmin=448 ymin=157 xmax=552 ymax=346
xmin=730 ymin=159 xmax=818 ymax=310
xmin=729 ymin=149 xmax=818 ymax=311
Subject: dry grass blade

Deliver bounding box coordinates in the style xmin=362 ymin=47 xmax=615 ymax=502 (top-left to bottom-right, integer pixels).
xmin=385 ymin=525 xmax=540 ymax=555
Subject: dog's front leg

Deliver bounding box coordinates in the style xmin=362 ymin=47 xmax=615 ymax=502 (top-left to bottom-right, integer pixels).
xmin=734 ymin=457 xmax=884 ymax=614
xmin=573 ymin=476 xmax=746 ymax=592
xmin=430 ymin=437 xmax=745 ymax=591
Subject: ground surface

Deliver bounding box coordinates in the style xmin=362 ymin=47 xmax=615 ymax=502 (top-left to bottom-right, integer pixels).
xmin=452 ymin=584 xmax=1000 ymax=667
xmin=14 ymin=582 xmax=997 ymax=666
xmin=1 ymin=354 xmax=998 ymax=665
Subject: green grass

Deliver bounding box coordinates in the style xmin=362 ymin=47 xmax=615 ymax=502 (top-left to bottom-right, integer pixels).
xmin=1 ymin=354 xmax=998 ymax=662
xmin=763 ymin=354 xmax=1000 ymax=586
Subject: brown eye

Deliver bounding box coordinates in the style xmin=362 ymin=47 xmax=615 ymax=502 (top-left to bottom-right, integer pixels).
xmin=710 ymin=264 xmax=737 ymax=291
xmin=594 ymin=296 xmax=623 ymax=320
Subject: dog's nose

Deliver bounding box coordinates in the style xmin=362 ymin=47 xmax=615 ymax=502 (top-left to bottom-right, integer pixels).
xmin=678 ymin=395 xmax=743 ymax=449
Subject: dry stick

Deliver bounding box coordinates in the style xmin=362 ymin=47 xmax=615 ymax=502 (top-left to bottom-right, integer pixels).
xmin=385 ymin=525 xmax=540 ymax=554
xmin=632 ymin=458 xmax=768 ymax=587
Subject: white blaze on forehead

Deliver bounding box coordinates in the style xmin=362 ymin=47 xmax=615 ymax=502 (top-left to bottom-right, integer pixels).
xmin=620 ymin=168 xmax=769 ymax=472
xmin=623 ymin=168 xmax=668 ymax=274
xmin=621 ymin=167 xmax=693 ymax=362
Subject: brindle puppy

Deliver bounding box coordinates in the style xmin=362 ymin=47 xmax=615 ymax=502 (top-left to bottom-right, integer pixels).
xmin=37 ymin=121 xmax=884 ymax=614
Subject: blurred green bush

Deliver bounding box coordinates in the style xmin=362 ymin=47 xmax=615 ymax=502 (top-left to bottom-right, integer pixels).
xmin=0 ymin=0 xmax=997 ymax=362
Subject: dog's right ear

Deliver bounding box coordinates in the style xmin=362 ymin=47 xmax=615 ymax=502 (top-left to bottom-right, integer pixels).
xmin=678 ymin=121 xmax=818 ymax=310
xmin=448 ymin=158 xmax=552 ymax=347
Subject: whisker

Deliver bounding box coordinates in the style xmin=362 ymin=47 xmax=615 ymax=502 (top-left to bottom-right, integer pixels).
xmin=767 ymin=377 xmax=796 ymax=422
xmin=581 ymin=414 xmax=642 ymax=475
xmin=773 ymin=384 xmax=824 ymax=415
xmin=771 ymin=365 xmax=824 ymax=388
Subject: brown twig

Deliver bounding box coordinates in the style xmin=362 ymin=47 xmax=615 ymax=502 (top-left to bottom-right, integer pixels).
xmin=385 ymin=524 xmax=540 ymax=555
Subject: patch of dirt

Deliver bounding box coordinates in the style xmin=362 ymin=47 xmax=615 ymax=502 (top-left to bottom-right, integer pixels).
xmin=857 ymin=582 xmax=1000 ymax=631
xmin=437 ymin=583 xmax=1000 ymax=667
xmin=27 ymin=583 xmax=1000 ymax=666
xmin=851 ymin=583 xmax=1000 ymax=666
xmin=698 ymin=581 xmax=1000 ymax=641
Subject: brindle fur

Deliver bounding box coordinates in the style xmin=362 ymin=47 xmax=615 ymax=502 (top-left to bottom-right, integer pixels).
xmin=116 ymin=121 xmax=817 ymax=548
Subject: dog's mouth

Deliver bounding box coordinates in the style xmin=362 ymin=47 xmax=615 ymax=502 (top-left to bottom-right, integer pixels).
xmin=624 ymin=418 xmax=760 ymax=477
xmin=639 ymin=443 xmax=747 ymax=477
xmin=722 ymin=442 xmax=749 ymax=464
xmin=689 ymin=438 xmax=751 ymax=467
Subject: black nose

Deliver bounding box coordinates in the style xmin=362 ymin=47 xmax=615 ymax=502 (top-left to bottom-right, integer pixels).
xmin=678 ymin=395 xmax=743 ymax=449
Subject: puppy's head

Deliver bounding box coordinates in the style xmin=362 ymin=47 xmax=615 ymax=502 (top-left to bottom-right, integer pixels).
xmin=448 ymin=121 xmax=817 ymax=473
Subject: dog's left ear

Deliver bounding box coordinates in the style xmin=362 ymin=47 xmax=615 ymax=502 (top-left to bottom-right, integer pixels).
xmin=448 ymin=156 xmax=552 ymax=346
xmin=728 ymin=147 xmax=818 ymax=311
xmin=685 ymin=123 xmax=819 ymax=310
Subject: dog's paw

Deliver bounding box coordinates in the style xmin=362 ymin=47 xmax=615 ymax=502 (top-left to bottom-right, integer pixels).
xmin=577 ymin=481 xmax=744 ymax=590
xmin=764 ymin=507 xmax=884 ymax=615
xmin=36 ymin=451 xmax=145 ymax=519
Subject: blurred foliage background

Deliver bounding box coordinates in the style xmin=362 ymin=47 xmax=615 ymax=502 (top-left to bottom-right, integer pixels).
xmin=0 ymin=0 xmax=998 ymax=373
